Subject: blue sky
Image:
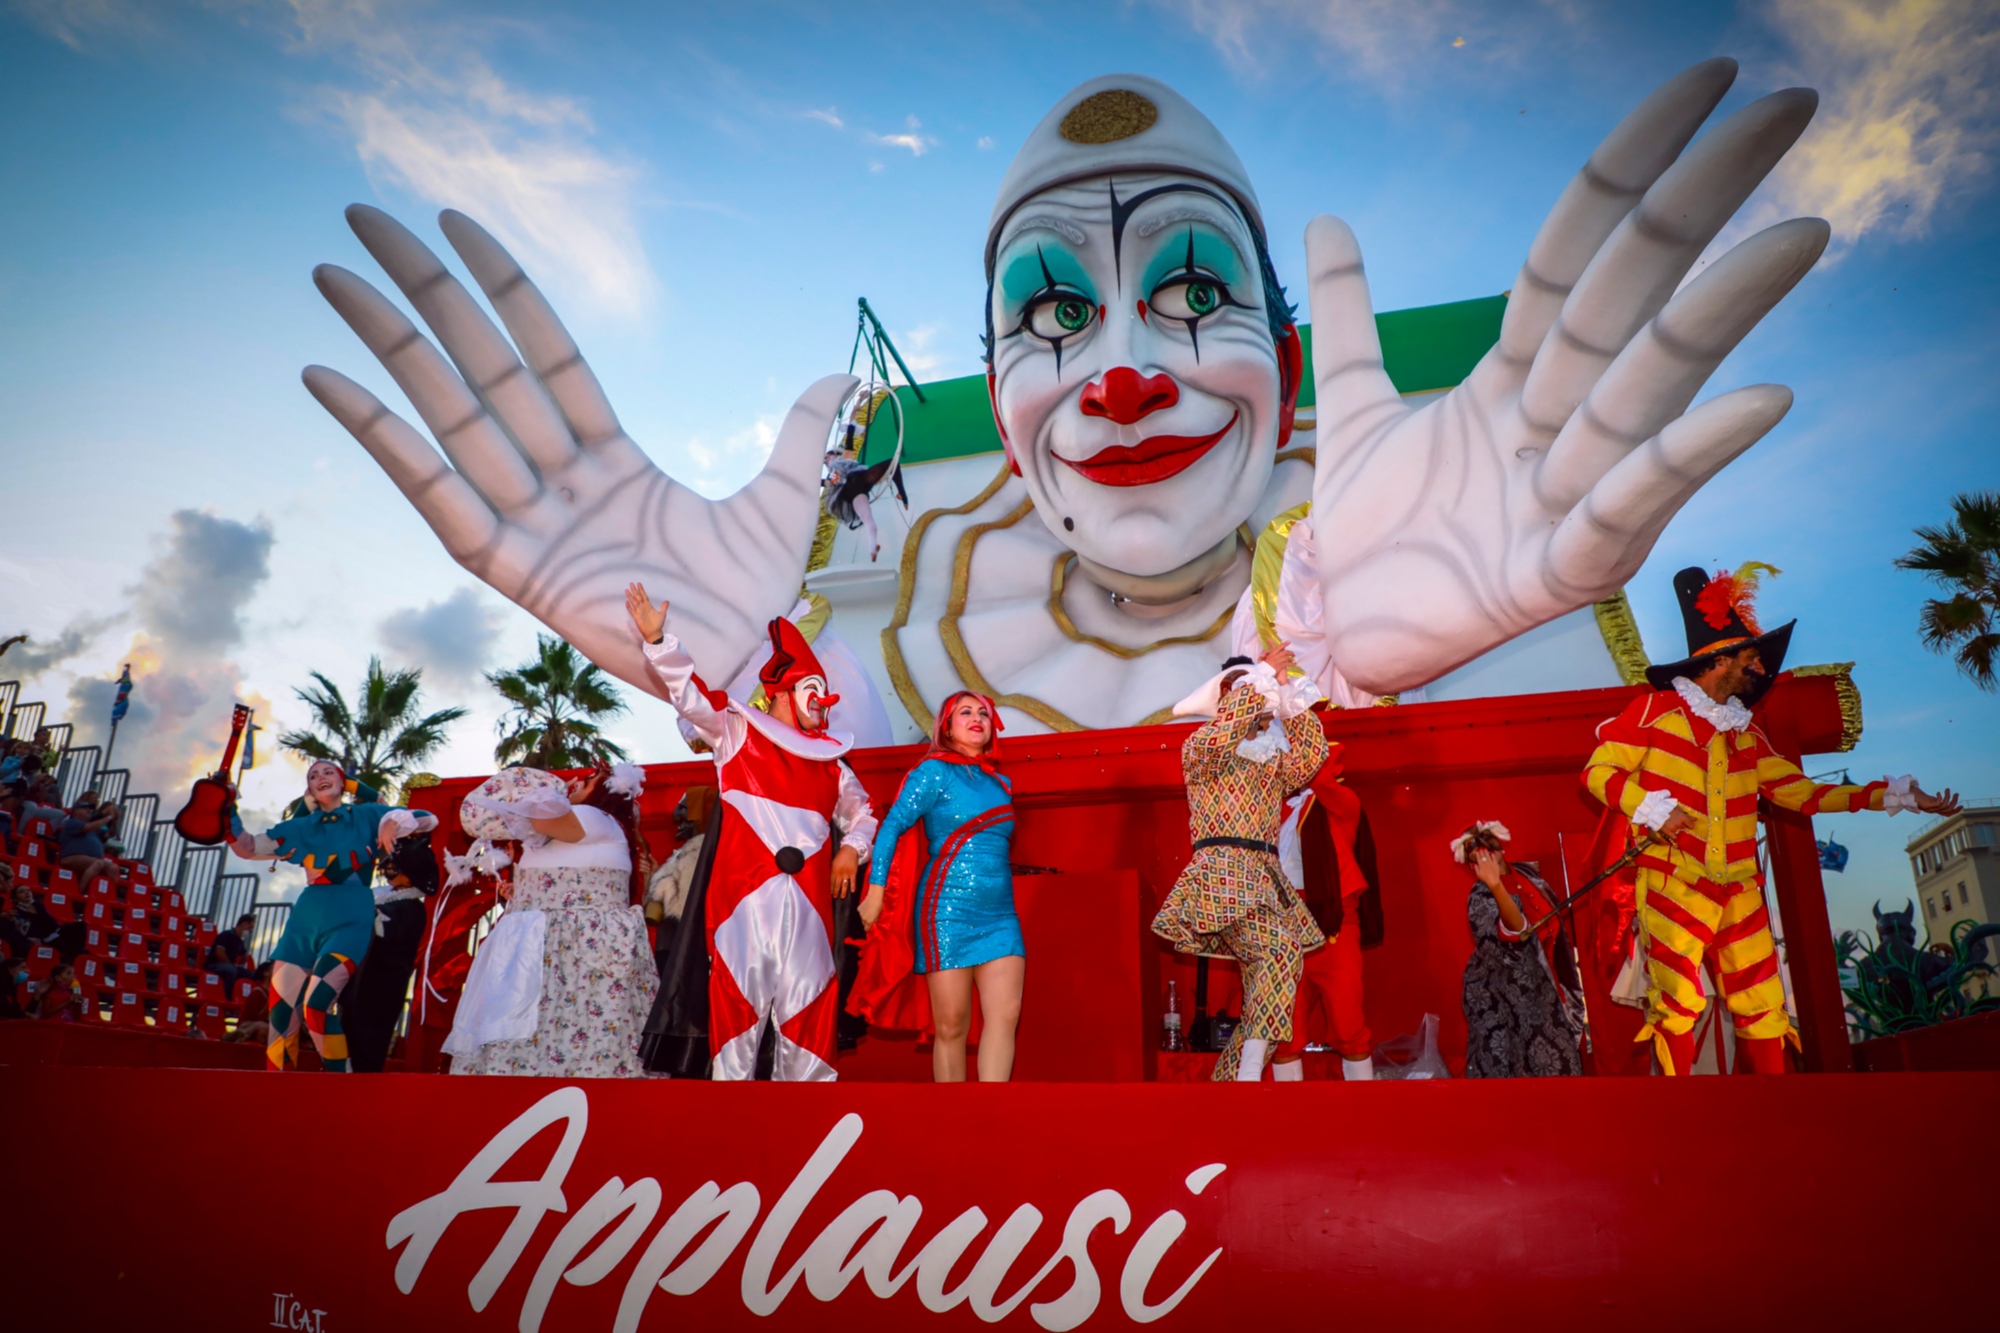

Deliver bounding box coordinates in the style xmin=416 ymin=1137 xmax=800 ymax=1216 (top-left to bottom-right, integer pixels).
xmin=2 ymin=0 xmax=1994 ymax=933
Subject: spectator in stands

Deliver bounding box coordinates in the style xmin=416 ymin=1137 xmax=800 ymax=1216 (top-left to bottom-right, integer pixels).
xmin=0 ymin=880 xmax=60 ymax=959
xmin=58 ymin=797 xmax=120 ymax=889
xmin=205 ymin=913 xmax=258 ymax=986
xmin=33 ymin=963 xmax=78 ymax=1020
xmin=0 ymin=742 xmax=21 ymax=786
xmin=31 ymin=727 xmax=59 ymax=771
xmin=1 ymin=954 xmax=28 ymax=1018
xmin=21 ymin=775 xmax=65 ymax=831
xmin=0 ymin=779 xmax=21 ymax=839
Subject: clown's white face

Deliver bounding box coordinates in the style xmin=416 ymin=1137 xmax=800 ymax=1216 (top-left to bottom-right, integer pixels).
xmin=990 ymin=172 xmax=1287 ymax=579
xmin=790 ymin=674 xmax=834 ymax=733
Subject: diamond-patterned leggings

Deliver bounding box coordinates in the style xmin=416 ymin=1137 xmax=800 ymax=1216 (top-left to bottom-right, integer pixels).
xmin=267 ymin=951 xmax=358 ymax=1073
xmin=1211 ymin=907 xmax=1304 ymax=1082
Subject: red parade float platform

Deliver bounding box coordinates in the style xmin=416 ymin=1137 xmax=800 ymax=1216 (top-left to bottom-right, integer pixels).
xmin=7 ymin=673 xmax=1991 ymax=1327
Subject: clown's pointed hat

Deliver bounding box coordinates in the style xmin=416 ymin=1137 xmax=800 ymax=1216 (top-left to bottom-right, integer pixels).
xmin=1646 ymin=563 xmax=1794 ymax=705
xmin=758 ymin=617 xmax=829 ymax=694
xmin=986 ymin=74 xmax=1262 ymax=277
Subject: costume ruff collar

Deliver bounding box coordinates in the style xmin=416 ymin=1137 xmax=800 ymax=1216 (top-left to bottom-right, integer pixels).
xmin=735 ymin=696 xmax=854 ymax=760
xmin=1672 ymin=677 xmax=1753 ymax=734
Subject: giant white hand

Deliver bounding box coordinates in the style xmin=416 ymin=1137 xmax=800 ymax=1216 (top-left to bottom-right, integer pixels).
xmin=1307 ymin=59 xmax=1827 ymax=694
xmin=303 ymin=206 xmax=852 ymax=698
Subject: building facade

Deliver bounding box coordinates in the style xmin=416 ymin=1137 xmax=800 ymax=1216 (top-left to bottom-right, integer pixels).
xmin=1907 ymin=801 xmax=2000 ymax=993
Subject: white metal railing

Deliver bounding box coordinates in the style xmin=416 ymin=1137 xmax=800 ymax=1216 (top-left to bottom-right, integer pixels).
xmin=1905 ymin=797 xmax=2000 ymax=850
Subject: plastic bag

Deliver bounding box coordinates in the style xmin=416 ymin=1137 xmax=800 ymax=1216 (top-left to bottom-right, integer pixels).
xmin=1372 ymin=1012 xmax=1452 ymax=1080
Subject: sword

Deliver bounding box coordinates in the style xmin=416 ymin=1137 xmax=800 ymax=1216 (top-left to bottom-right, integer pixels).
xmin=1520 ymin=834 xmax=1659 ymax=937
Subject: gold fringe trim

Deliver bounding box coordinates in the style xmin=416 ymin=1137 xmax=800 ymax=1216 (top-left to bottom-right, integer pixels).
xmin=804 ymin=508 xmax=839 ymax=575
xmin=1790 ymin=661 xmax=1863 ymax=752
xmin=1593 ymin=590 xmax=1651 ymax=687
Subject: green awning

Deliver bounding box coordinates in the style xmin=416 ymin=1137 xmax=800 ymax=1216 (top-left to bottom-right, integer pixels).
xmin=866 ymin=293 xmax=1506 ymax=465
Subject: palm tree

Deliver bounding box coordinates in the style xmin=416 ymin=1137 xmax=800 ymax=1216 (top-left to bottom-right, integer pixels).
xmin=278 ymin=657 xmax=469 ymax=798
xmin=1898 ymin=490 xmax=2000 ymax=691
xmin=489 ymin=634 xmax=630 ymax=768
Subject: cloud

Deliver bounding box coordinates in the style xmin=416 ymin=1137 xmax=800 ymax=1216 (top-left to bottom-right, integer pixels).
xmin=869 ymin=115 xmax=937 ymax=157
xmin=677 ymin=412 xmax=785 ymax=497
xmin=8 ymin=0 xmax=156 ymax=49
xmin=61 ymin=510 xmax=274 ymax=800
xmin=378 ymin=586 xmax=502 ymax=688
xmin=282 ymin=1 xmax=657 ymax=318
xmin=1755 ymin=0 xmax=1999 ymax=252
xmin=806 ymin=107 xmax=844 ymax=129
xmin=0 ymin=614 xmax=121 ymax=677
xmin=1149 ymin=0 xmax=1574 ymax=82
xmin=977 ymin=136 xmax=996 ymax=151
xmin=129 ymin=509 xmax=274 ymax=656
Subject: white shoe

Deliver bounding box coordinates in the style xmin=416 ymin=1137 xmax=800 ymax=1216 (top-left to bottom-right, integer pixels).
xmin=1341 ymin=1057 xmax=1374 ymax=1082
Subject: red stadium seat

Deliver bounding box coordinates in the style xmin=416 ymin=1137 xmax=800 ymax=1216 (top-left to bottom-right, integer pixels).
xmin=50 ymin=868 xmax=77 ymax=895
xmin=20 ymin=837 xmax=52 ymax=862
xmin=25 ymin=818 xmax=53 ymax=839
xmin=76 ymin=956 xmax=109 ymax=990
xmin=159 ymin=939 xmax=187 ymax=969
xmin=158 ymin=969 xmax=186 ymax=996
xmin=115 ymin=958 xmax=149 ymax=994
xmin=87 ymin=876 xmax=116 ymax=901
xmin=192 ymin=1002 xmax=229 ymax=1040
xmin=118 ymin=931 xmax=149 ymax=960
xmin=194 ymin=972 xmax=225 ymax=1002
xmin=25 ymin=945 xmax=59 ymax=982
xmin=124 ymin=907 xmax=153 ymax=937
xmin=109 ymin=989 xmax=148 ymax=1027
xmin=232 ymin=977 xmax=255 ymax=1006
xmin=159 ymin=911 xmax=184 ymax=938
xmin=156 ymin=995 xmax=190 ymax=1030
xmin=83 ymin=928 xmax=114 ymax=959
xmin=42 ymin=890 xmax=77 ymax=923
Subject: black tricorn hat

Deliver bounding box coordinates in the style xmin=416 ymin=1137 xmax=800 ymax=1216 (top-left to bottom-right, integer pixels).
xmin=1644 ymin=564 xmax=1795 ymax=705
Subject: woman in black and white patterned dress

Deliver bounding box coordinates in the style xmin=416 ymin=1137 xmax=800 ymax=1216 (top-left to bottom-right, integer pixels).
xmin=1455 ymin=822 xmax=1583 ymax=1079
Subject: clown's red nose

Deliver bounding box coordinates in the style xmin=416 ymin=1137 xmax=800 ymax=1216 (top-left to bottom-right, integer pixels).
xmin=1079 ymin=367 xmax=1178 ymax=424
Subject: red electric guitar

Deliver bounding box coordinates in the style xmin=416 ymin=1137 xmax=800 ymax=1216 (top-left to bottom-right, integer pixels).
xmin=173 ymin=704 xmax=251 ymax=846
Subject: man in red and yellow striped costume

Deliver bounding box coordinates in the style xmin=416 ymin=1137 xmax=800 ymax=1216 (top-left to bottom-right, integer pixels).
xmin=1583 ymin=565 xmax=1959 ymax=1075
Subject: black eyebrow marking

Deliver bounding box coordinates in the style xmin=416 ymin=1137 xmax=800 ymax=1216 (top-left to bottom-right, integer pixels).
xmin=1108 ymin=178 xmax=1243 ymax=289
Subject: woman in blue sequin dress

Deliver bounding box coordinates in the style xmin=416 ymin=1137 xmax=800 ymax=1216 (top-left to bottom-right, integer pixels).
xmin=858 ymin=691 xmax=1023 ymax=1081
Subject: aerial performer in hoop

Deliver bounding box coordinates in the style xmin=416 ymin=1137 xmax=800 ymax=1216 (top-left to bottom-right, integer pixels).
xmin=627 ymin=582 xmax=878 ymax=1081
xmin=1582 ymin=565 xmax=1961 ymax=1076
xmin=822 ymin=388 xmax=908 ymax=564
xmin=851 ymin=690 xmax=1024 ymax=1082
xmin=226 ymin=760 xmax=437 ymax=1071
xmin=302 ymin=59 xmax=1836 ymax=741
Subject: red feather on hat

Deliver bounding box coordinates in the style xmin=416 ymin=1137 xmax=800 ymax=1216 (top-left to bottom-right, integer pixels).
xmin=1693 ymin=562 xmax=1781 ymax=634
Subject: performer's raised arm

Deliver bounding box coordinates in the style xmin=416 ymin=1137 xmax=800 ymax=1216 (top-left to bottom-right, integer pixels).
xmin=1754 ymin=749 xmax=1959 ymax=819
xmin=626 ymin=581 xmax=733 ymax=751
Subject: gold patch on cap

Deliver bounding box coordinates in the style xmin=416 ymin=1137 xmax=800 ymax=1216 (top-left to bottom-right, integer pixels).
xmin=1059 ymin=89 xmax=1158 ymax=145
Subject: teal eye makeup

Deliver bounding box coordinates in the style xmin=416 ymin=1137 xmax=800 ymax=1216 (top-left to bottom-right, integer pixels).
xmin=1143 ymin=225 xmax=1250 ymax=359
xmin=999 ymin=241 xmax=1098 ymax=375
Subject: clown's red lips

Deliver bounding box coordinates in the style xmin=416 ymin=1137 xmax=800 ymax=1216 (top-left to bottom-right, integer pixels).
xmin=1059 ymin=412 xmax=1238 ymax=487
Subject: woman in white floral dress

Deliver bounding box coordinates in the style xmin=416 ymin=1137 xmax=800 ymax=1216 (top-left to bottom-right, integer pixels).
xmin=445 ymin=766 xmax=658 ymax=1077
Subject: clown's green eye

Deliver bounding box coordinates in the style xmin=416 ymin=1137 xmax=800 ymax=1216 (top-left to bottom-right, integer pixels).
xmin=1026 ymin=291 xmax=1096 ymax=340
xmin=1150 ymin=276 xmax=1230 ymax=322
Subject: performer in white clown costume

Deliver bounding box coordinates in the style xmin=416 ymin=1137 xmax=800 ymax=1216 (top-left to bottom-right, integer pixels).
xmin=626 ymin=582 xmax=878 ymax=1081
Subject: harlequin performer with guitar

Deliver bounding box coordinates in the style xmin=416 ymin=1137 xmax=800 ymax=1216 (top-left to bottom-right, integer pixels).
xmin=197 ymin=715 xmax=437 ymax=1071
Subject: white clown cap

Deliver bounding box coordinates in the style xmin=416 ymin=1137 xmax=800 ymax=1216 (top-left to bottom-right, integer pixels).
xmin=986 ymin=74 xmax=1263 ymax=277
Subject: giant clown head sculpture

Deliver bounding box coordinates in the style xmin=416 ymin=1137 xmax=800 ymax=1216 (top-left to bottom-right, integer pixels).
xmin=985 ymin=76 xmax=1302 ymax=598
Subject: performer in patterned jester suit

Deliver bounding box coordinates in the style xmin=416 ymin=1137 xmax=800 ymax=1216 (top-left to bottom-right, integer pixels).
xmin=1153 ymin=644 xmax=1326 ymax=1082
xmin=628 ymin=582 xmax=878 ymax=1081
xmin=1582 ymin=565 xmax=1960 ymax=1075
xmin=227 ymin=759 xmax=437 ymax=1071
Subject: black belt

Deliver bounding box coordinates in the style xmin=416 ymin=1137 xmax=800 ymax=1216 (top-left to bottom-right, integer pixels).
xmin=1191 ymin=836 xmax=1280 ymax=856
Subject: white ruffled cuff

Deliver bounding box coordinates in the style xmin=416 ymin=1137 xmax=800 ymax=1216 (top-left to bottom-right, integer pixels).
xmin=377 ymin=809 xmax=420 ymax=844
xmin=1883 ymin=774 xmax=1919 ymax=815
xmin=1633 ymin=788 xmax=1679 ymax=831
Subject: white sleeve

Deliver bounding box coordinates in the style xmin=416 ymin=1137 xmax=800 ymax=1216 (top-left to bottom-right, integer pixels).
xmin=1883 ymin=774 xmax=1919 ymax=815
xmin=1633 ymin=787 xmax=1679 ymax=831
xmin=834 ymin=761 xmax=877 ymax=862
xmin=1227 ymin=584 xmax=1262 ymax=659
xmin=642 ymin=631 xmax=736 ymax=752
